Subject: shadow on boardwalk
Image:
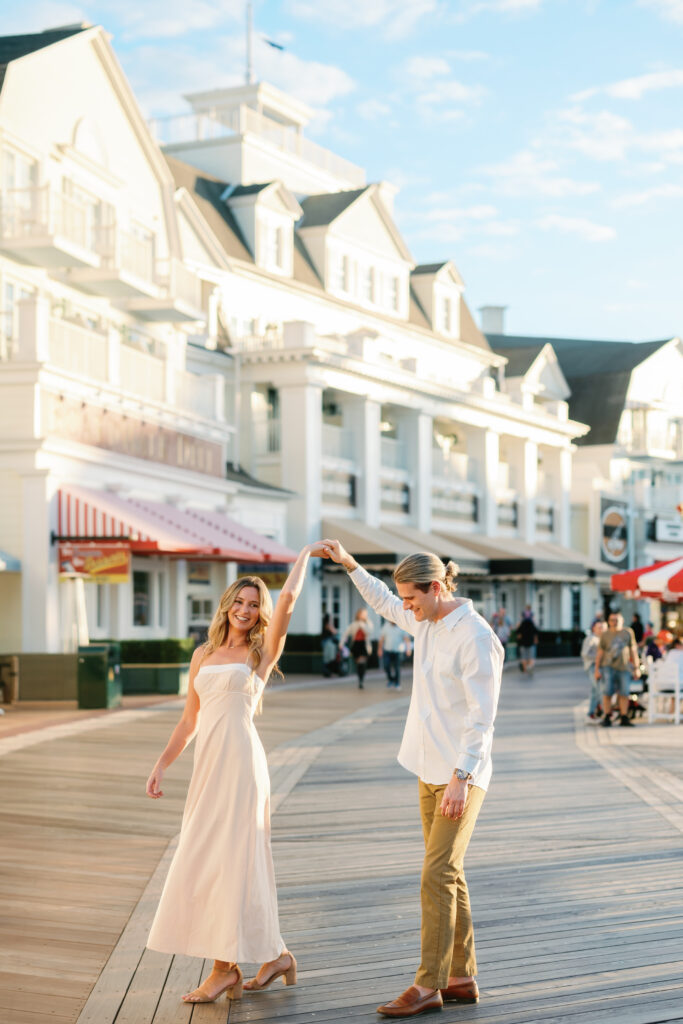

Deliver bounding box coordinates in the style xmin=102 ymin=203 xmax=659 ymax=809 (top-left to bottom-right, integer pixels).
xmin=4 ymin=664 xmax=683 ymax=1024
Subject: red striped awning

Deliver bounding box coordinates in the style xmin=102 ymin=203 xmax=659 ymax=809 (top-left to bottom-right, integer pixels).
xmin=56 ymin=486 xmax=297 ymax=562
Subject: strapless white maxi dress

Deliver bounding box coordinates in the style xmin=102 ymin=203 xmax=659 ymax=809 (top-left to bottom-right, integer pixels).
xmin=147 ymin=663 xmax=285 ymax=962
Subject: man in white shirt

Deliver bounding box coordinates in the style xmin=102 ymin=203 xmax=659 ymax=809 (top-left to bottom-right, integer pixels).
xmin=321 ymin=540 xmax=503 ymax=1019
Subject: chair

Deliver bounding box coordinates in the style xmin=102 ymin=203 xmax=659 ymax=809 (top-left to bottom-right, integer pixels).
xmin=647 ymin=656 xmax=682 ymax=725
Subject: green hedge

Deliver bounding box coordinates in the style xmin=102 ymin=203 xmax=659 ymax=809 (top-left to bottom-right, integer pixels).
xmin=108 ymin=638 xmax=196 ymax=664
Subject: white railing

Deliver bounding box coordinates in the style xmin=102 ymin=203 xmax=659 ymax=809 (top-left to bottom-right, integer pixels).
xmin=253 ymin=418 xmax=281 ymax=455
xmin=120 ymin=345 xmax=166 ymax=403
xmin=322 ymin=424 xmax=354 ymax=461
xmin=175 ymin=370 xmax=216 ymax=419
xmin=95 ymin=226 xmax=156 ymax=282
xmin=1 ymin=186 xmax=96 ymax=251
xmin=48 ymin=318 xmax=108 ymax=381
xmin=381 ymin=436 xmax=406 ymax=470
xmin=157 ymin=258 xmax=202 ymax=311
xmin=148 ymin=105 xmax=365 ymax=187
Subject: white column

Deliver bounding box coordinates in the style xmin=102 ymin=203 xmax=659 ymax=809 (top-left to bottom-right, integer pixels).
xmin=407 ymin=412 xmax=432 ymax=532
xmin=17 ymin=294 xmax=50 ymax=363
xmin=279 ymin=383 xmax=323 ymax=633
xmin=557 ymin=447 xmax=572 ymax=547
xmin=226 ymin=562 xmax=238 ymax=587
xmin=172 ymin=559 xmax=188 ymax=637
xmin=560 ymin=583 xmax=572 ymax=629
xmin=469 ymin=428 xmax=499 ymax=536
xmin=358 ymin=399 xmax=381 ymax=528
xmin=521 ymin=440 xmax=538 ymax=544
xmin=107 ymin=324 xmax=121 ymax=386
xmin=21 ymin=472 xmax=60 ymax=652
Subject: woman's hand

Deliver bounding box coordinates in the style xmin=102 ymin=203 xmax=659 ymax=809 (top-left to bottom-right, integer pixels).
xmin=146 ymin=765 xmax=165 ymax=799
xmin=319 ymin=539 xmax=357 ymax=572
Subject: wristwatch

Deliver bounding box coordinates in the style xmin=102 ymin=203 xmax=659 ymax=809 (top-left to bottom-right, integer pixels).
xmin=454 ymin=769 xmax=472 ymax=782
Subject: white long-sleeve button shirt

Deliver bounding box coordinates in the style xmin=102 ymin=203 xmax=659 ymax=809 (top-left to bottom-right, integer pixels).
xmin=350 ymin=566 xmax=503 ymax=789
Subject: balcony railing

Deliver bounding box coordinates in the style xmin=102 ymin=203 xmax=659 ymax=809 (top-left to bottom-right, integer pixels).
xmin=48 ymin=318 xmax=109 ymax=382
xmin=157 ymin=257 xmax=202 ymax=311
xmin=96 ymin=226 xmax=156 ymax=282
xmin=148 ymin=104 xmax=365 ymax=187
xmin=1 ymin=186 xmax=96 ymax=251
xmin=322 ymin=423 xmax=354 ymax=461
xmin=120 ymin=344 xmax=166 ymax=403
xmin=253 ymin=418 xmax=281 ymax=455
xmin=381 ymin=437 xmax=406 ymax=471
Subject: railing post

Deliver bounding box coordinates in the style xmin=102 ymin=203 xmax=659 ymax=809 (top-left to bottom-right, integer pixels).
xmin=107 ymin=323 xmax=121 ymax=386
xmin=16 ymin=294 xmax=50 ymax=363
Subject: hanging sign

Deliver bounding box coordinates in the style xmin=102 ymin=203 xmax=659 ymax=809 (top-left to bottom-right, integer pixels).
xmin=600 ymin=498 xmax=629 ymax=565
xmin=59 ymin=542 xmax=131 ymax=583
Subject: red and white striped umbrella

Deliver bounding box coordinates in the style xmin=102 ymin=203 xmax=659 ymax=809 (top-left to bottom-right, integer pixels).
xmin=611 ymin=556 xmax=683 ymax=601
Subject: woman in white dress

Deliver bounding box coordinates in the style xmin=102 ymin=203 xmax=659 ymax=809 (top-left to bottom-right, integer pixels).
xmin=145 ymin=543 xmax=321 ymax=1003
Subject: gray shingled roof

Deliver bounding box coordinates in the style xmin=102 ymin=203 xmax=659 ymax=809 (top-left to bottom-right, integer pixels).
xmin=412 ymin=262 xmax=449 ymax=275
xmin=488 ymin=332 xmax=671 ymax=444
xmin=490 ymin=342 xmax=545 ymax=377
xmin=227 ymin=183 xmax=272 ymax=198
xmin=298 ymin=188 xmax=368 ymax=228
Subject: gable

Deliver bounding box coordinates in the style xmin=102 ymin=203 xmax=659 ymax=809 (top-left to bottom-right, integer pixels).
xmin=625 ymin=338 xmax=683 ymax=409
xmin=330 ymin=190 xmax=412 ymax=264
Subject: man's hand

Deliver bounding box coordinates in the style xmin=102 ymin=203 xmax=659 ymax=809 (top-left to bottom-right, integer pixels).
xmin=319 ymin=538 xmax=357 ymax=572
xmin=440 ymin=777 xmax=469 ymax=819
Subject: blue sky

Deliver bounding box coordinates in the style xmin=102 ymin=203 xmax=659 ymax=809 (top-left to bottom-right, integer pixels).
xmin=4 ymin=0 xmax=683 ymax=340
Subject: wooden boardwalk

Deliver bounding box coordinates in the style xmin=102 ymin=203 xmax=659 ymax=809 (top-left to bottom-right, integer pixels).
xmin=3 ymin=664 xmax=683 ymax=1023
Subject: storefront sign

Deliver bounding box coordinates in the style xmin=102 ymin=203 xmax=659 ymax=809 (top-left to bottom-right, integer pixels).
xmin=188 ymin=562 xmax=212 ymax=585
xmin=600 ymin=498 xmax=629 ymax=565
xmin=59 ymin=542 xmax=131 ymax=583
xmin=655 ymin=517 xmax=683 ymax=543
xmin=44 ymin=394 xmax=224 ymax=477
xmin=238 ymin=563 xmax=289 ymax=591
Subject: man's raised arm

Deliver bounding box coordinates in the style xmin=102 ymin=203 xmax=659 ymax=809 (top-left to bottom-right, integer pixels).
xmin=320 ymin=539 xmax=417 ymax=635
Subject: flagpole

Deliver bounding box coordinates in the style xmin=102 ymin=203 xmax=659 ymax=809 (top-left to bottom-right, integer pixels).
xmin=246 ymin=1 xmax=254 ymax=84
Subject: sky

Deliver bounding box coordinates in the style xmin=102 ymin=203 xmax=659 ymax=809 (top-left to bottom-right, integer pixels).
xmin=3 ymin=0 xmax=683 ymax=341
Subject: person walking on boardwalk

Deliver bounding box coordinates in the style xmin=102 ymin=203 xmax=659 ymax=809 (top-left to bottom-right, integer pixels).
xmin=320 ymin=540 xmax=503 ymax=1018
xmin=341 ymin=607 xmax=374 ymax=688
xmin=145 ymin=544 xmax=323 ymax=1004
xmin=581 ymin=620 xmax=607 ymax=720
xmin=595 ymin=611 xmax=641 ymax=727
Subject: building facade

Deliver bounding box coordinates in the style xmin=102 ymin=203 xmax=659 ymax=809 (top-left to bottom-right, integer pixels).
xmin=0 ymin=26 xmax=293 ymax=655
xmin=489 ymin=326 xmax=683 ymax=628
xmin=157 ymin=81 xmax=592 ymax=635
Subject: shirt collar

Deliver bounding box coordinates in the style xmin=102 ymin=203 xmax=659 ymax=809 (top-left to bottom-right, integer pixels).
xmin=436 ymin=599 xmax=473 ymax=631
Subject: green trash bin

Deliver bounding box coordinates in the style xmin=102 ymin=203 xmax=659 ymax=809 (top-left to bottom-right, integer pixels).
xmin=77 ymin=643 xmax=122 ymax=709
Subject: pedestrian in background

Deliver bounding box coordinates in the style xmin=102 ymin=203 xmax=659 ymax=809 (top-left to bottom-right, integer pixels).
xmin=322 ymin=613 xmax=338 ymax=678
xmin=581 ymin=620 xmax=607 ymax=720
xmin=595 ymin=611 xmax=641 ymax=727
xmin=378 ymin=618 xmax=410 ymax=690
xmin=342 ymin=608 xmax=373 ymax=689
xmin=630 ymin=613 xmax=644 ymax=645
xmin=516 ymin=612 xmax=539 ymax=675
xmin=491 ymin=607 xmax=512 ymax=656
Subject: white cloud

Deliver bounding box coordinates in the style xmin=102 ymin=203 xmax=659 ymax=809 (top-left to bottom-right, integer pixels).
xmin=286 ymin=0 xmax=437 ymax=40
xmin=572 ymin=68 xmax=683 ymax=102
xmin=483 ymin=219 xmax=521 ymax=236
xmin=99 ymin=0 xmax=244 ymax=39
xmin=482 ymin=149 xmax=600 ymax=196
xmin=459 ymin=0 xmax=545 ymax=14
xmin=538 ymin=214 xmax=616 ymax=242
xmin=424 ymin=204 xmax=499 ymax=221
xmin=612 ymin=183 xmax=683 ymax=207
xmin=357 ymin=99 xmax=392 ymax=120
xmin=0 ymin=1 xmax=87 ymax=34
xmin=404 ymin=56 xmax=451 ymax=80
xmin=640 ymin=0 xmax=683 ymax=24
xmin=558 ymin=107 xmax=634 ymax=160
xmin=415 ymin=78 xmax=486 ymax=120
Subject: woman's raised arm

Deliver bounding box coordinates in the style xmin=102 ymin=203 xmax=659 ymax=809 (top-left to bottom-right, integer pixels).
xmin=259 ymin=544 xmax=324 ymax=679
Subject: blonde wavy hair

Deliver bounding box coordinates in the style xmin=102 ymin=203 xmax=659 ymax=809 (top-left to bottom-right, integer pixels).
xmin=200 ymin=576 xmax=274 ymax=675
xmin=393 ymin=552 xmax=459 ymax=594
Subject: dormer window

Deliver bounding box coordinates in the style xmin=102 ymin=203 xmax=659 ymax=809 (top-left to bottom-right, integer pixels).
xmin=225 ymin=182 xmax=301 ymax=278
xmin=362 ymin=266 xmax=375 ymax=303
xmin=266 ymin=224 xmax=283 ymax=268
xmin=389 ymin=275 xmax=399 ymax=312
xmin=335 ymin=252 xmax=350 ymax=292
xmin=443 ymin=296 xmax=452 ymax=333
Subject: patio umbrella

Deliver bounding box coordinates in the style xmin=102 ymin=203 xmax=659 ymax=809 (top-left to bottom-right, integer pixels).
xmin=611 ymin=556 xmax=683 ymax=601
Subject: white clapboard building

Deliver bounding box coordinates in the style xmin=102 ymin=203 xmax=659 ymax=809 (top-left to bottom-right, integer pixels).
xmin=0 ymin=25 xmax=294 ymax=655
xmin=152 ymin=79 xmax=593 ymax=634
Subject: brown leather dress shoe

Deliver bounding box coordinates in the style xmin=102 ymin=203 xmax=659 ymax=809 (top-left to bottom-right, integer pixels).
xmin=439 ymin=979 xmax=479 ymax=1004
xmin=377 ymin=986 xmax=443 ymax=1017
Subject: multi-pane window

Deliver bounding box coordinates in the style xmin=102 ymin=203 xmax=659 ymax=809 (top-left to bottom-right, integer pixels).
xmin=362 ymin=266 xmax=375 ymax=303
xmin=1 ymin=281 xmax=33 ymax=360
xmin=443 ymin=296 xmax=452 ymax=333
xmin=133 ymin=570 xmax=151 ymax=626
xmin=389 ymin=274 xmax=399 ymax=311
xmin=335 ymin=252 xmax=349 ymax=292
xmin=265 ymin=224 xmax=283 ymax=268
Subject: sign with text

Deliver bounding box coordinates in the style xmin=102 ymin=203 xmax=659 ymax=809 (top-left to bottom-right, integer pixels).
xmin=44 ymin=394 xmax=224 ymax=477
xmin=59 ymin=542 xmax=131 ymax=583
xmin=655 ymin=517 xmax=683 ymax=543
xmin=600 ymin=498 xmax=630 ymax=566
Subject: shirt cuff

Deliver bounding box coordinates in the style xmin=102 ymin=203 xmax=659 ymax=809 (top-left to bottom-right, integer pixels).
xmin=456 ymin=752 xmax=482 ymax=776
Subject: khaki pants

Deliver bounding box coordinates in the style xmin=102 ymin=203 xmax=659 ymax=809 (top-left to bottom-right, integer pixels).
xmin=414 ymin=780 xmax=485 ymax=989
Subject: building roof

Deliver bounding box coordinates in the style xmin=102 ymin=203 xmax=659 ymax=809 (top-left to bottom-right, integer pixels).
xmin=227 ymin=183 xmax=271 ymax=198
xmin=488 ymin=332 xmax=672 ymax=445
xmin=298 ymin=188 xmax=369 ymax=228
xmin=0 ymin=24 xmax=90 ymax=92
xmin=225 ymin=463 xmax=293 ymax=495
xmin=490 ymin=342 xmax=545 ymax=377
xmin=412 ymin=262 xmax=449 ymax=275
